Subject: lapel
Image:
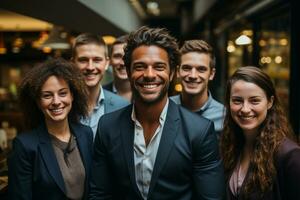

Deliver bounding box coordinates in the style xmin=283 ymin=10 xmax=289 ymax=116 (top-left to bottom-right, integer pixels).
xmin=37 ymin=124 xmax=66 ymax=193
xmin=148 ymin=101 xmax=180 ymax=196
xmin=120 ymin=105 xmax=143 ymax=198
xmin=103 ymin=89 xmax=114 ymax=113
xmin=70 ymin=123 xmax=90 ymax=180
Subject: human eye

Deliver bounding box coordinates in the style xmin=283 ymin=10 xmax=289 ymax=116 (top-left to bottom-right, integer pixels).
xmin=180 ymin=65 xmax=192 ymax=72
xmin=41 ymin=92 xmax=52 ymax=99
xmin=231 ymin=97 xmax=242 ymax=105
xmin=154 ymin=63 xmax=166 ymax=71
xmin=250 ymin=97 xmax=261 ymax=105
xmin=133 ymin=63 xmax=145 ymax=71
xmin=59 ymin=91 xmax=67 ymax=97
xmin=77 ymin=57 xmax=88 ymax=63
xmin=197 ymin=66 xmax=208 ymax=73
xmin=113 ymin=53 xmax=122 ymax=59
xmin=93 ymin=57 xmax=103 ymax=63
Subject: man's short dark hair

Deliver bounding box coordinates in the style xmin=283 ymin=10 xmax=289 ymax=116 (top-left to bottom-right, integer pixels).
xmin=124 ymin=26 xmax=180 ymax=73
xmin=72 ymin=33 xmax=108 ymax=58
xmin=110 ymin=34 xmax=128 ymax=56
xmin=180 ymin=40 xmax=216 ymax=68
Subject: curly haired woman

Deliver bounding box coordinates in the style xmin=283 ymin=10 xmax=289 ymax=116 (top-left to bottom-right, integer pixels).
xmin=8 ymin=58 xmax=93 ymax=200
xmin=220 ymin=66 xmax=300 ymax=199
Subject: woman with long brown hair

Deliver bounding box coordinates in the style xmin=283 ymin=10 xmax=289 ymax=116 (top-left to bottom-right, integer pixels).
xmin=220 ymin=66 xmax=300 ymax=199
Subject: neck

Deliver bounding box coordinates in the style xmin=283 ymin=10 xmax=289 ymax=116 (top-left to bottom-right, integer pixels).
xmin=87 ymin=84 xmax=101 ymax=113
xmin=181 ymin=90 xmax=209 ymax=111
xmin=134 ymin=96 xmax=167 ymax=124
xmin=114 ymin=79 xmax=132 ymax=101
xmin=241 ymin=131 xmax=257 ymax=161
xmin=46 ymin=119 xmax=71 ymax=142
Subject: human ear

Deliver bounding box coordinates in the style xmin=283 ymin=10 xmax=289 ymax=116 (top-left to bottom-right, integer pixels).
xmin=268 ymin=96 xmax=274 ymax=109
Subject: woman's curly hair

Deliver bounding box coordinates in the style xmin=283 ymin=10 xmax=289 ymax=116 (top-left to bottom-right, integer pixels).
xmin=19 ymin=58 xmax=89 ymax=129
xmin=220 ymin=66 xmax=293 ymax=196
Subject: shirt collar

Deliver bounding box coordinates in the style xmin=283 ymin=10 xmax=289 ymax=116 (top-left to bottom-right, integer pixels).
xmin=95 ymin=86 xmax=105 ymax=108
xmin=195 ymin=91 xmax=213 ymax=113
xmin=131 ymin=99 xmax=169 ymax=126
xmin=112 ymin=83 xmax=117 ymax=93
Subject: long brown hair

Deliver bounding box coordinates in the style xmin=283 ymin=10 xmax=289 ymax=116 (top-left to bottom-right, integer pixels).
xmin=220 ymin=66 xmax=293 ymax=195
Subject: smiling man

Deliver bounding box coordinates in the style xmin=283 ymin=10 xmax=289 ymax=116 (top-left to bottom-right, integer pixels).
xmin=90 ymin=26 xmax=224 ymax=200
xmin=72 ymin=33 xmax=129 ymax=137
xmin=103 ymin=35 xmax=132 ymax=101
xmin=171 ymin=40 xmax=225 ymax=135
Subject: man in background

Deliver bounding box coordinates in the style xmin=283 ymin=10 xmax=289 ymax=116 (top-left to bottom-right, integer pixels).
xmin=103 ymin=35 xmax=132 ymax=101
xmin=72 ymin=33 xmax=129 ymax=137
xmin=171 ymin=40 xmax=225 ymax=135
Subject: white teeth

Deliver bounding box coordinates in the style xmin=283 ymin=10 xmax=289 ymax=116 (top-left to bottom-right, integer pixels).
xmin=51 ymin=108 xmax=63 ymax=113
xmin=143 ymin=84 xmax=156 ymax=89
xmin=240 ymin=116 xmax=254 ymax=120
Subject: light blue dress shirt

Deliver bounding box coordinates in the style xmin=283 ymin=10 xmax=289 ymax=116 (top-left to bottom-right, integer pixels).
xmin=170 ymin=92 xmax=225 ymax=134
xmin=80 ymin=87 xmax=105 ymax=138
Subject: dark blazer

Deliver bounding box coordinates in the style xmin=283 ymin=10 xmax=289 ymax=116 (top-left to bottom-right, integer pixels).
xmin=226 ymin=138 xmax=300 ymax=200
xmin=8 ymin=122 xmax=93 ymax=200
xmin=90 ymin=100 xmax=225 ymax=200
xmin=102 ymin=89 xmax=129 ymax=113
xmin=103 ymin=82 xmax=114 ymax=93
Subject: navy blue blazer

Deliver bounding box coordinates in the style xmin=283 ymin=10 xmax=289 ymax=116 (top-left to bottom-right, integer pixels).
xmin=103 ymin=82 xmax=114 ymax=93
xmin=8 ymin=122 xmax=93 ymax=200
xmin=102 ymin=89 xmax=129 ymax=113
xmin=90 ymin=100 xmax=225 ymax=200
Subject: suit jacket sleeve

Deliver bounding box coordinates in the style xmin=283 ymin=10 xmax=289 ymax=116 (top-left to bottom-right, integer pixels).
xmin=193 ymin=122 xmax=225 ymax=200
xmin=8 ymin=137 xmax=33 ymax=200
xmin=278 ymin=139 xmax=300 ymax=199
xmin=89 ymin=117 xmax=113 ymax=200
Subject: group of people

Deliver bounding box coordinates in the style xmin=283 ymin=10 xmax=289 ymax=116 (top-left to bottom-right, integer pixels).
xmin=7 ymin=26 xmax=300 ymax=200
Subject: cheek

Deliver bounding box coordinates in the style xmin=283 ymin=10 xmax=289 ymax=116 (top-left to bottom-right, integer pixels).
xmin=230 ymin=104 xmax=240 ymax=115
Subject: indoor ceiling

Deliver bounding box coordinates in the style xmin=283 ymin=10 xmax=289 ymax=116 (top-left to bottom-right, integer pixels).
xmin=0 ymin=9 xmax=53 ymax=31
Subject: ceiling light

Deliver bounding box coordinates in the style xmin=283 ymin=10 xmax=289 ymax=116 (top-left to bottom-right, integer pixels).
xmin=147 ymin=1 xmax=160 ymax=16
xmin=102 ymin=35 xmax=116 ymax=45
xmin=41 ymin=26 xmax=70 ymax=49
xmin=235 ymin=34 xmax=252 ymax=45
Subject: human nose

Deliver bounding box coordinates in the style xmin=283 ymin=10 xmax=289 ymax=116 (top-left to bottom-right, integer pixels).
xmin=86 ymin=59 xmax=95 ymax=70
xmin=241 ymin=102 xmax=251 ymax=113
xmin=144 ymin=66 xmax=155 ymax=78
xmin=52 ymin=94 xmax=61 ymax=105
xmin=189 ymin=68 xmax=197 ymax=78
xmin=119 ymin=58 xmax=125 ymax=66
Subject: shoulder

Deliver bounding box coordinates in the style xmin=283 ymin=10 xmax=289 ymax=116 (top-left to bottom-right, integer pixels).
xmin=15 ymin=129 xmax=39 ymax=145
xmin=103 ymin=89 xmax=129 ymax=105
xmin=103 ymin=82 xmax=113 ymax=91
xmin=174 ymin=102 xmax=214 ymax=138
xmin=12 ymin=129 xmax=40 ymax=153
xmin=99 ymin=104 xmax=132 ymax=125
xmin=276 ymin=137 xmax=300 ymax=174
xmin=277 ymin=138 xmax=300 ymax=160
xmin=71 ymin=122 xmax=93 ymax=139
xmin=208 ymin=97 xmax=225 ymax=112
xmin=169 ymin=95 xmax=181 ymax=104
